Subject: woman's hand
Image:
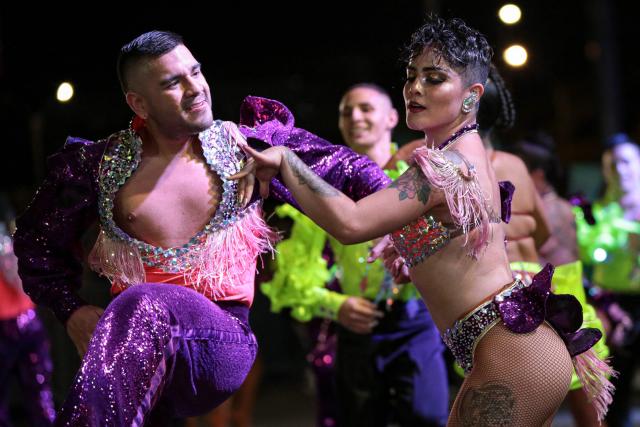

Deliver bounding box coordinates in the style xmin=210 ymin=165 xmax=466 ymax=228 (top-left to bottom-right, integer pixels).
xmin=229 ymin=145 xmax=287 ymax=203
xmin=368 ymin=235 xmax=411 ymax=284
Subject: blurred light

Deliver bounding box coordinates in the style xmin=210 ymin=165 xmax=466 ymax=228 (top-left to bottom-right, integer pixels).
xmin=56 ymin=82 xmax=74 ymax=103
xmin=593 ymin=248 xmax=607 ymax=262
xmin=503 ymin=45 xmax=528 ymax=67
xmin=499 ymin=4 xmax=522 ymax=24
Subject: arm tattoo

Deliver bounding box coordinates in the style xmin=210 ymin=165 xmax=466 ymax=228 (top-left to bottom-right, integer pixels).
xmin=284 ymin=150 xmax=339 ymax=197
xmin=457 ymin=382 xmax=515 ymax=427
xmin=389 ymin=167 xmax=431 ymax=204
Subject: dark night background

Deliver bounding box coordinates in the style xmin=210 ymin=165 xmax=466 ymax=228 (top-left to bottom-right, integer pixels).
xmin=1 ymin=0 xmax=639 ymax=201
xmin=1 ymin=1 xmax=640 ymax=423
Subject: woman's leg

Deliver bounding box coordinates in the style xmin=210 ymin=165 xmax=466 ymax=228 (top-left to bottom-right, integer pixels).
xmin=448 ymin=322 xmax=572 ymax=426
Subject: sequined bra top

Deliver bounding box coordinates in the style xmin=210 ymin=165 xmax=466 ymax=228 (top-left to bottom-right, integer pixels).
xmin=390 ymin=215 xmax=462 ymax=267
xmin=389 ymin=128 xmax=503 ymax=267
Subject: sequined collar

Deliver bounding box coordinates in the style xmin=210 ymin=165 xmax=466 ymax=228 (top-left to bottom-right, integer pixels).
xmin=97 ymin=121 xmax=244 ymax=264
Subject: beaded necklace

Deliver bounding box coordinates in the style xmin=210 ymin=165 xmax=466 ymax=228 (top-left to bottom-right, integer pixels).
xmin=436 ymin=123 xmax=480 ymax=151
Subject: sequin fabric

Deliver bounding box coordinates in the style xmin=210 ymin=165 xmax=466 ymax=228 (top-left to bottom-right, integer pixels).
xmin=442 ymin=283 xmax=511 ymax=374
xmin=14 ymin=137 xmax=106 ymax=323
xmin=0 ymin=308 xmax=56 ymax=425
xmin=390 ymin=216 xmax=453 ymax=268
xmin=94 ymin=122 xmax=244 ymax=274
xmin=443 ymin=264 xmax=603 ymax=375
xmin=239 ymin=96 xmax=391 ymax=206
xmin=55 ymin=284 xmax=257 ymax=426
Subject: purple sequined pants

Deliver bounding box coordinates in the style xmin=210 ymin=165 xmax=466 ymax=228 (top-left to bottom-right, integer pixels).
xmin=0 ymin=309 xmax=56 ymax=426
xmin=55 ymin=284 xmax=257 ymax=427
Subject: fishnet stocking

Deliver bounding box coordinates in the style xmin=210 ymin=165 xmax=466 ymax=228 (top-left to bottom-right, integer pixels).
xmin=448 ymin=322 xmax=572 ymax=426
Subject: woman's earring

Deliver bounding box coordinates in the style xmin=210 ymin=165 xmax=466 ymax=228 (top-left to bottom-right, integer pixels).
xmin=461 ymin=92 xmax=478 ymax=113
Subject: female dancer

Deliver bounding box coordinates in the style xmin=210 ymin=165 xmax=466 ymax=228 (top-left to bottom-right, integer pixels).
xmin=234 ymin=16 xmax=612 ymax=425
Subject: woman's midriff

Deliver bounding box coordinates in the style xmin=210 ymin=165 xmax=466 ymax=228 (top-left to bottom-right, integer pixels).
xmin=410 ymin=243 xmax=513 ymax=333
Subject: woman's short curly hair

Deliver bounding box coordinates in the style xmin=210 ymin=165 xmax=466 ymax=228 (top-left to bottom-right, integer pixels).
xmin=402 ymin=15 xmax=493 ymax=86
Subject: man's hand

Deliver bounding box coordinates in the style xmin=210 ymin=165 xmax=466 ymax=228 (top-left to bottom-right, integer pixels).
xmin=66 ymin=305 xmax=104 ymax=358
xmin=337 ymin=296 xmax=384 ymax=334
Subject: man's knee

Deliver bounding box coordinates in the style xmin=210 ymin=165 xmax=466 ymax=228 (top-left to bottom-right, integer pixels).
xmin=106 ymin=285 xmax=173 ymax=327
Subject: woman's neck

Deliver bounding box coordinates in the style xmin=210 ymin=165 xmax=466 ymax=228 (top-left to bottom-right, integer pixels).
xmin=424 ymin=119 xmax=477 ymax=149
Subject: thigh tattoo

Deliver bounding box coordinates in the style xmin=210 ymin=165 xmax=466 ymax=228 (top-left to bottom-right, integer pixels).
xmin=457 ymin=381 xmax=515 ymax=427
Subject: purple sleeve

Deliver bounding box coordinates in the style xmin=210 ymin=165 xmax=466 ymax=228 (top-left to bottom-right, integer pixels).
xmin=238 ymin=96 xmax=391 ymax=206
xmin=499 ymin=180 xmax=514 ymax=223
xmin=13 ymin=137 xmax=104 ymax=324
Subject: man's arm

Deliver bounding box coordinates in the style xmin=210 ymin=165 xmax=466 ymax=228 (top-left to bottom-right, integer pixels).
xmin=14 ymin=137 xmax=103 ymax=324
xmin=239 ymin=96 xmax=391 ymax=206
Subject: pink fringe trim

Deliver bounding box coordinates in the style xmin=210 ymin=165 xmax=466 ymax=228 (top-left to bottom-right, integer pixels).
xmin=413 ymin=147 xmax=491 ymax=257
xmin=573 ymin=347 xmax=617 ymax=422
xmin=185 ymin=205 xmax=278 ymax=299
xmin=89 ymin=204 xmax=278 ymax=299
xmin=89 ymin=230 xmax=146 ymax=286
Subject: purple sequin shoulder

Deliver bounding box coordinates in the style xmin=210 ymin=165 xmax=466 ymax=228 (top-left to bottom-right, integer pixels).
xmin=14 ymin=136 xmax=108 ymax=323
xmin=239 ymin=96 xmax=391 ymax=205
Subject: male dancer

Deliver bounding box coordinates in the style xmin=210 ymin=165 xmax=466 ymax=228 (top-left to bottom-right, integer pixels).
xmin=14 ymin=31 xmax=389 ymax=426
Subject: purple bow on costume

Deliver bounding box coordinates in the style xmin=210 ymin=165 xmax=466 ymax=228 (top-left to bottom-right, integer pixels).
xmin=495 ymin=263 xmax=602 ymax=357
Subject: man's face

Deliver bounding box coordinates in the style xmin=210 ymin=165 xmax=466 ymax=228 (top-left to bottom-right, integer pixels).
xmin=612 ymin=143 xmax=640 ymax=194
xmin=128 ymin=44 xmax=213 ymax=137
xmin=338 ymin=87 xmax=397 ymax=152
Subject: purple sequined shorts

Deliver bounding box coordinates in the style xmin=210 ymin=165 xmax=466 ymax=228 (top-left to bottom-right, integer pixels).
xmin=442 ymin=264 xmax=603 ymax=376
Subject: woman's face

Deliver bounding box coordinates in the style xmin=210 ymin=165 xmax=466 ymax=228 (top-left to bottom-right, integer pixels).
xmin=403 ymin=47 xmax=470 ymax=132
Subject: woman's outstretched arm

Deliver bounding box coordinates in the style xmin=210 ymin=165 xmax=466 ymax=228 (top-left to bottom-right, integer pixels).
xmin=233 ymin=145 xmax=440 ymax=244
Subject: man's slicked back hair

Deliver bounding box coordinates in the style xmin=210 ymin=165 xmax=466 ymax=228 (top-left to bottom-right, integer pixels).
xmin=117 ymin=30 xmax=184 ymax=93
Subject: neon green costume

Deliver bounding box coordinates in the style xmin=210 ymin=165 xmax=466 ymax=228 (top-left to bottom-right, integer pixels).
xmin=575 ymin=201 xmax=640 ymax=293
xmin=261 ymin=160 xmax=419 ymax=321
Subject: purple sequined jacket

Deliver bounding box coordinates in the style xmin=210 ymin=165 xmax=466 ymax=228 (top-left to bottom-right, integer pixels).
xmin=13 ymin=97 xmax=391 ymax=324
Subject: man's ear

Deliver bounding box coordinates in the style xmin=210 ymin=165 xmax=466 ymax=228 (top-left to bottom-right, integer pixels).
xmin=126 ymin=91 xmax=148 ymax=120
xmin=388 ymin=108 xmax=399 ymax=130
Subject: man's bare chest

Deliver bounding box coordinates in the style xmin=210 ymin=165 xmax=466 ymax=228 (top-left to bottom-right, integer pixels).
xmin=113 ymin=158 xmax=221 ymax=243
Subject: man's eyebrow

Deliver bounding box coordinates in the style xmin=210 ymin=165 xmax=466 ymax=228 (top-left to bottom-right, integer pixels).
xmin=159 ymin=63 xmax=202 ymax=86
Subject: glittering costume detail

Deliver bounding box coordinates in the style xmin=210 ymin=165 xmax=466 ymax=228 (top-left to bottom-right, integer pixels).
xmin=390 ymin=216 xmax=454 ymax=268
xmin=443 ymin=264 xmax=616 ymax=421
xmin=238 ymin=96 xmax=391 ymax=209
xmin=88 ymin=121 xmax=276 ymax=300
xmin=55 ymin=285 xmax=257 ymax=426
xmin=413 ymin=146 xmax=495 ymax=258
xmin=390 ymin=141 xmax=500 ymax=266
xmin=0 ymin=308 xmax=56 ymax=426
